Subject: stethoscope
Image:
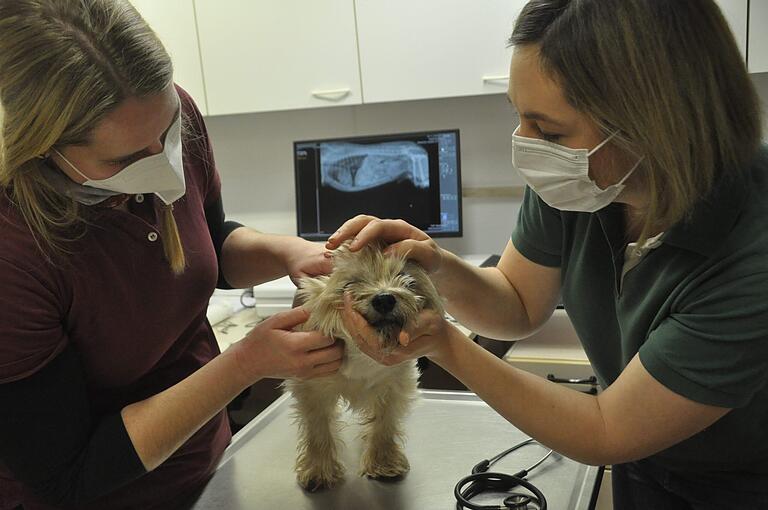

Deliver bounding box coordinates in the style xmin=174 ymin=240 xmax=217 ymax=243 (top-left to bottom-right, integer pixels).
xmin=454 ymin=438 xmax=553 ymax=510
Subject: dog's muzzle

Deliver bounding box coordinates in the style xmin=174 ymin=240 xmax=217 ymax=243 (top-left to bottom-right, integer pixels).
xmin=365 ymin=293 xmax=405 ymax=346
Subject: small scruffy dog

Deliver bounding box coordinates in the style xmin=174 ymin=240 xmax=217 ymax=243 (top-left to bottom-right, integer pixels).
xmin=283 ymin=241 xmax=443 ymax=491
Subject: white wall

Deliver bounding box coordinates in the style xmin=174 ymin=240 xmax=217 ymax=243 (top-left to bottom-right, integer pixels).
xmin=206 ymin=72 xmax=768 ymax=256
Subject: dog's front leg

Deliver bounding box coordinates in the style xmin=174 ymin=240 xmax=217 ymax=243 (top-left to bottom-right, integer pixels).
xmin=359 ymin=365 xmax=418 ymax=479
xmin=289 ymin=379 xmax=345 ymax=491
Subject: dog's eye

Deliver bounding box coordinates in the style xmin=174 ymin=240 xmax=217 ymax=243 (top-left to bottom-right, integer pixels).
xmin=398 ymin=273 xmax=416 ymax=288
xmin=343 ymin=280 xmax=358 ymax=289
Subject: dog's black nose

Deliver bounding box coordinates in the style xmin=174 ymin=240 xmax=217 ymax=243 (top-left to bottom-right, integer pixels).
xmin=371 ymin=293 xmax=396 ymax=314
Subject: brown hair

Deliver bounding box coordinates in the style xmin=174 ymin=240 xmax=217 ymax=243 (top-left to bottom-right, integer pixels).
xmin=0 ymin=0 xmax=186 ymax=273
xmin=510 ymin=0 xmax=762 ymax=242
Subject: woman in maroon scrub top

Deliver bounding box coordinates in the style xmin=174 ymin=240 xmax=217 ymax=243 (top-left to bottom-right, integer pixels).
xmin=0 ymin=1 xmax=344 ymax=509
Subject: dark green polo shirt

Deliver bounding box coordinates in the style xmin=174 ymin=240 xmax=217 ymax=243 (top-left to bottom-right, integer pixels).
xmin=511 ymin=148 xmax=768 ymax=476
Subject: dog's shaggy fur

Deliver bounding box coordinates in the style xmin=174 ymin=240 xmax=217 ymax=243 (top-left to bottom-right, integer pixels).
xmin=283 ymin=241 xmax=443 ymax=491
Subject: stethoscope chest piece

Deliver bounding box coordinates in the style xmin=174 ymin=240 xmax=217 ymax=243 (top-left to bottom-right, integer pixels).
xmin=504 ymin=494 xmax=532 ymax=509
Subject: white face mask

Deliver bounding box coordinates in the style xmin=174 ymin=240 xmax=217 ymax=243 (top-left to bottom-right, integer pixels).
xmin=53 ymin=114 xmax=186 ymax=206
xmin=511 ymin=125 xmax=641 ymax=213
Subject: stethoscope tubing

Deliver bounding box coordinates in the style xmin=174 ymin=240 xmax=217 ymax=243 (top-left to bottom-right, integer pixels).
xmin=455 ymin=438 xmax=553 ymax=510
xmin=454 ymin=472 xmax=547 ymax=510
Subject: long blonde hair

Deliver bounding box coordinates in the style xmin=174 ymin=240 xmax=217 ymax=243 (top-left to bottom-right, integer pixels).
xmin=0 ymin=0 xmax=185 ymax=273
xmin=510 ymin=0 xmax=762 ymax=243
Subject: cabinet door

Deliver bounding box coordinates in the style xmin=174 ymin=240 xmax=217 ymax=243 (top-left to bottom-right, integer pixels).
xmin=595 ymin=468 xmax=613 ymax=510
xmin=748 ymin=0 xmax=768 ymax=73
xmin=194 ymin=0 xmax=362 ymax=116
xmin=355 ymin=0 xmax=526 ymax=104
xmin=130 ymin=0 xmax=208 ymax=115
xmin=714 ymin=0 xmax=748 ymax=64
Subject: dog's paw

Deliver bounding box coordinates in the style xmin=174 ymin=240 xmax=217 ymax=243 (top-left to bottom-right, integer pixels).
xmin=360 ymin=446 xmax=410 ymax=479
xmin=296 ymin=460 xmax=345 ymax=492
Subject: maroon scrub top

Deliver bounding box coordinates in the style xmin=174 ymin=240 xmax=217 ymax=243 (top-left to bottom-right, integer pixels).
xmin=0 ymin=86 xmax=231 ymax=509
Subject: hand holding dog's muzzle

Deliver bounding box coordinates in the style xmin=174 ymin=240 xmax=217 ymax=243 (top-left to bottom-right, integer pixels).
xmin=340 ymin=292 xmax=402 ymax=365
xmin=398 ymin=309 xmax=449 ymax=351
xmin=341 ymin=293 xmax=447 ymax=366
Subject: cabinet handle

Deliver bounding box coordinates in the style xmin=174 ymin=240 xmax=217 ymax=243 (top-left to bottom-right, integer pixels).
xmin=311 ymin=88 xmax=351 ymax=101
xmin=546 ymin=374 xmax=598 ymax=386
xmin=482 ymin=75 xmax=509 ymax=83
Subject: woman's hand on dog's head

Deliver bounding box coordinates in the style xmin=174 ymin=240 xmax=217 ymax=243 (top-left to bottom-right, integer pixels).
xmin=326 ymin=215 xmax=443 ymax=274
xmin=230 ymin=307 xmax=344 ymax=383
xmin=341 ymin=293 xmax=448 ymax=366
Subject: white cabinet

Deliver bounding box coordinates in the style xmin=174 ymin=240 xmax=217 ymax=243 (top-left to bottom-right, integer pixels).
xmin=595 ymin=468 xmax=613 ymax=510
xmin=748 ymin=0 xmax=768 ymax=73
xmin=714 ymin=0 xmax=748 ymax=63
xmin=133 ymin=0 xmax=765 ymax=118
xmin=193 ymin=0 xmax=362 ymax=116
xmin=714 ymin=0 xmax=768 ymax=73
xmin=355 ymin=0 xmax=526 ymax=104
xmin=130 ymin=0 xmax=208 ymax=115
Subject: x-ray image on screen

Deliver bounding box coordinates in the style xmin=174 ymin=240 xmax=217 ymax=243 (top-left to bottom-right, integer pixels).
xmin=294 ymin=130 xmax=462 ymax=241
xmin=320 ymin=142 xmax=430 ymax=192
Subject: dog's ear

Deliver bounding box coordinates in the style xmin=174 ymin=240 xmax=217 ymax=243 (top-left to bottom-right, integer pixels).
xmin=334 ymin=240 xmax=354 ymax=255
xmin=295 ymin=275 xmax=330 ymax=306
xmin=370 ymin=239 xmax=387 ymax=253
xmin=329 ymin=240 xmax=360 ymax=273
xmin=333 ymin=239 xmax=386 ymax=260
xmin=333 ymin=239 xmax=387 ymax=272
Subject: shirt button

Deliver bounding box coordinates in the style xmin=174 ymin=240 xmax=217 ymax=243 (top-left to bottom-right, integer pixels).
xmin=135 ymin=194 xmax=145 ymax=203
xmin=147 ymin=232 xmax=158 ymax=242
xmin=633 ymin=249 xmax=643 ymax=257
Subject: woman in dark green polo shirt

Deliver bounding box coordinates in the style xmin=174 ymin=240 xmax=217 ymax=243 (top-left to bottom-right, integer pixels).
xmin=328 ymin=0 xmax=767 ymax=507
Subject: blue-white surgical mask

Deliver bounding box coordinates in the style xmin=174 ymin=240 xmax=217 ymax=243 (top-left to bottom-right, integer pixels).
xmin=511 ymin=125 xmax=641 ymax=213
xmin=52 ymin=114 xmax=186 ymax=206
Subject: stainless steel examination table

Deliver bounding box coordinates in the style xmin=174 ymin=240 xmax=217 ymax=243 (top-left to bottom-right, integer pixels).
xmin=191 ymin=390 xmax=602 ymax=509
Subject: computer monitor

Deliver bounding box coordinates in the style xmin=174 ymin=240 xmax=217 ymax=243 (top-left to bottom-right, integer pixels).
xmin=293 ymin=129 xmax=462 ymax=241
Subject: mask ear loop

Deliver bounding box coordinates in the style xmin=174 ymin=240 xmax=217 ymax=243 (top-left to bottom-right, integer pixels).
xmin=616 ymin=156 xmax=644 ymax=186
xmin=51 ymin=148 xmax=91 ymax=181
xmin=588 ymin=131 xmax=644 ymax=187
xmin=587 ymin=131 xmax=618 ymax=157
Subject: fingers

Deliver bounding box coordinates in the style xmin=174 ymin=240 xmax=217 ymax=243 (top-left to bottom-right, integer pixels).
xmin=288 ymin=337 xmax=344 ymax=379
xmin=283 ymin=327 xmax=338 ymax=354
xmin=325 ymin=214 xmax=378 ymax=249
xmin=305 ymin=338 xmax=344 ymax=364
xmin=306 ymin=358 xmax=344 ymax=378
xmin=268 ymin=306 xmax=311 ymax=330
xmin=383 ymin=239 xmax=438 ymax=271
xmin=313 ymin=252 xmax=334 ymax=275
xmin=349 ymin=218 xmax=427 ymax=251
xmin=326 ymin=216 xmax=428 ymax=252
xmin=341 ymin=293 xmax=379 ymax=350
xmin=338 ymin=293 xmax=416 ymax=366
xmin=398 ymin=330 xmax=412 ymax=347
xmin=307 ymin=337 xmax=344 ymax=358
xmin=359 ymin=345 xmax=406 ymax=367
